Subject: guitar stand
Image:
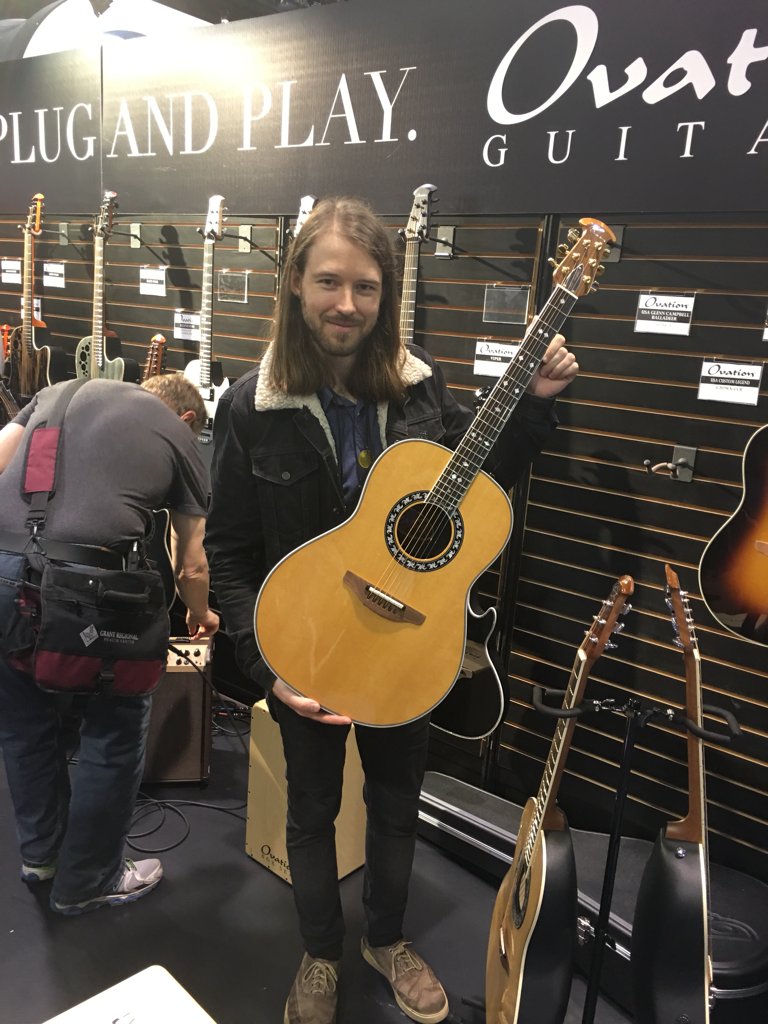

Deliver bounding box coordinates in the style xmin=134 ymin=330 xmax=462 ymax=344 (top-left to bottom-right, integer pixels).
xmin=531 ymin=685 xmax=740 ymax=1024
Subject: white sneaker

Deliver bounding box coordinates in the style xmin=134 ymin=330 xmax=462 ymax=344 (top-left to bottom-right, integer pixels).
xmin=21 ymin=862 xmax=57 ymax=883
xmin=50 ymin=858 xmax=163 ymax=916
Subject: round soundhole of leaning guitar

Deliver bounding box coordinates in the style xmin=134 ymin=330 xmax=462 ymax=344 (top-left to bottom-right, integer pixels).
xmin=385 ymin=491 xmax=464 ymax=572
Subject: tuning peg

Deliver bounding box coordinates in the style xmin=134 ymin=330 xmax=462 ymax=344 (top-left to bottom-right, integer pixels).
xmin=595 ymin=264 xmax=606 ymax=277
xmin=603 ymin=247 xmax=612 ymax=258
xmin=604 ymin=639 xmax=618 ymax=650
xmin=556 ymin=243 xmax=569 ymax=258
xmin=547 ymin=256 xmax=557 ymax=268
xmin=612 ymin=621 xmax=626 ymax=634
xmin=567 ymin=228 xmax=580 ymax=243
xmin=620 ymin=603 xmax=632 ymax=616
xmin=591 ymin=282 xmax=600 ymax=292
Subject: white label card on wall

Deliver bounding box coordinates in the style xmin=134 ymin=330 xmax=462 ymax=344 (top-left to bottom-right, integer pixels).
xmin=763 ymin=301 xmax=768 ymax=341
xmin=140 ymin=266 xmax=167 ymax=297
xmin=20 ymin=296 xmax=42 ymax=320
xmin=698 ymin=360 xmax=763 ymax=406
xmin=474 ymin=338 xmax=521 ymax=378
xmin=635 ymin=293 xmax=695 ymax=336
xmin=1 ymin=259 xmax=21 ymax=284
xmin=173 ymin=310 xmax=201 ymax=342
xmin=43 ymin=262 xmax=65 ymax=288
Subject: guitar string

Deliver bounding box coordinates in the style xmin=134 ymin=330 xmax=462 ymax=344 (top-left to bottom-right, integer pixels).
xmin=372 ymin=285 xmax=578 ymax=602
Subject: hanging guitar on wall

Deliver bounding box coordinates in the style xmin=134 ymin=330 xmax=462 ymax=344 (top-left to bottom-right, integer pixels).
xmin=484 ymin=575 xmax=633 ymax=1024
xmin=254 ymin=216 xmax=616 ymax=727
xmin=75 ymin=190 xmax=140 ymax=383
xmin=0 ymin=324 xmax=21 ymax=423
xmin=6 ymin=193 xmax=72 ymax=404
xmin=699 ymin=423 xmax=768 ymax=645
xmin=632 ymin=565 xmax=713 ymax=1024
xmin=183 ymin=194 xmax=230 ymax=428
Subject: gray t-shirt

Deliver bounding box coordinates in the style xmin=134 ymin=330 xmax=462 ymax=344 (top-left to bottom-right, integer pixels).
xmin=0 ymin=379 xmax=208 ymax=548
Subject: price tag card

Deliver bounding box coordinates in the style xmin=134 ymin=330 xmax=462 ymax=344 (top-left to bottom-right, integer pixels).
xmin=20 ymin=296 xmax=42 ymax=320
xmin=482 ymin=284 xmax=529 ymax=325
xmin=698 ymin=360 xmax=763 ymax=405
xmin=473 ymin=338 xmax=520 ymax=377
xmin=43 ymin=262 xmax=65 ymax=288
xmin=173 ymin=310 xmax=201 ymax=342
xmin=1 ymin=259 xmax=21 ymax=285
xmin=140 ymin=266 xmax=167 ymax=297
xmin=635 ymin=293 xmax=695 ymax=336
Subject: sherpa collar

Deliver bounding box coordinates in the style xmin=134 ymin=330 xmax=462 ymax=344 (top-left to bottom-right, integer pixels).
xmin=253 ymin=342 xmax=433 ymax=456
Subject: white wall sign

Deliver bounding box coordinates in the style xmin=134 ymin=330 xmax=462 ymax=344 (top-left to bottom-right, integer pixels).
xmin=1 ymin=259 xmax=21 ymax=285
xmin=20 ymin=296 xmax=42 ymax=320
xmin=697 ymin=360 xmax=763 ymax=406
xmin=43 ymin=262 xmax=65 ymax=288
xmin=474 ymin=338 xmax=521 ymax=378
xmin=173 ymin=309 xmax=201 ymax=342
xmin=635 ymin=293 xmax=695 ymax=336
xmin=140 ymin=265 xmax=167 ymax=297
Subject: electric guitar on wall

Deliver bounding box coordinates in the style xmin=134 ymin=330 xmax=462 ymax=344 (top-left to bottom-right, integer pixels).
xmin=631 ymin=565 xmax=712 ymax=1024
xmin=698 ymin=423 xmax=768 ymax=645
xmin=183 ymin=194 xmax=230 ymax=427
xmin=6 ymin=193 xmax=71 ymax=404
xmin=484 ymin=575 xmax=634 ymax=1024
xmin=254 ymin=217 xmax=616 ymax=727
xmin=75 ymin=190 xmax=140 ymax=383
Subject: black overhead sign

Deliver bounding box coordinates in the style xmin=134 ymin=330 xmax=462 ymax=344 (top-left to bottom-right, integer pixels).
xmin=0 ymin=0 xmax=766 ymax=215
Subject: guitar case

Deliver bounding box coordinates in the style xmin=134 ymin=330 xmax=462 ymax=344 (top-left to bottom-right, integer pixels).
xmin=418 ymin=771 xmax=768 ymax=1021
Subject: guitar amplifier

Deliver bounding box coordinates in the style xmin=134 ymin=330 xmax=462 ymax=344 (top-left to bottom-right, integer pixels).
xmin=418 ymin=772 xmax=768 ymax=1022
xmin=143 ymin=638 xmax=212 ymax=785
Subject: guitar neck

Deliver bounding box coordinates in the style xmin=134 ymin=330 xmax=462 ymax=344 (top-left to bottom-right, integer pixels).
xmin=666 ymin=646 xmax=708 ymax=845
xmin=91 ymin=235 xmax=105 ymax=375
xmin=432 ymin=283 xmax=578 ymax=514
xmin=21 ymin=228 xmax=35 ymax=355
xmin=198 ymin=236 xmax=215 ymax=389
xmin=399 ymin=236 xmax=420 ymax=346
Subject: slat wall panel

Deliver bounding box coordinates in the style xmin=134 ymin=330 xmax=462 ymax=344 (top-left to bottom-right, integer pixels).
xmin=0 ymin=212 xmax=280 ymax=380
xmin=502 ymin=215 xmax=768 ymax=882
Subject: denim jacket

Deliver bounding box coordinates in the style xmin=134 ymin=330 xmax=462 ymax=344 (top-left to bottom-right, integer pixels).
xmin=205 ymin=343 xmax=558 ymax=692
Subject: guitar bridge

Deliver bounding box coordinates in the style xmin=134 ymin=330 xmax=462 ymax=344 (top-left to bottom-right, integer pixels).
xmin=343 ymin=571 xmax=426 ymax=625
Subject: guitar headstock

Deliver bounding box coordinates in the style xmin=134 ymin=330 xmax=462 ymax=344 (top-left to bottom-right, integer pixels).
xmin=402 ymin=183 xmax=437 ymax=243
xmin=665 ymin=563 xmax=697 ymax=653
xmin=202 ymin=194 xmax=226 ymax=241
xmin=23 ymin=193 xmax=44 ymax=236
xmin=292 ymin=194 xmax=317 ymax=239
xmin=95 ymin=190 xmax=118 ymax=239
xmin=1 ymin=323 xmax=11 ymax=360
xmin=143 ymin=333 xmax=167 ymax=380
xmin=583 ymin=575 xmax=634 ymax=662
xmin=550 ymin=217 xmax=616 ymax=297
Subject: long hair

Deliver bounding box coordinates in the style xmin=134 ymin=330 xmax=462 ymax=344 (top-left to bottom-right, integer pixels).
xmin=269 ymin=196 xmax=405 ymax=403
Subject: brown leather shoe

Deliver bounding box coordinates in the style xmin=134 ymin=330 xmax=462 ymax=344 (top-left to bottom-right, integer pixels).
xmin=361 ymin=938 xmax=448 ymax=1023
xmin=284 ymin=953 xmax=340 ymax=1024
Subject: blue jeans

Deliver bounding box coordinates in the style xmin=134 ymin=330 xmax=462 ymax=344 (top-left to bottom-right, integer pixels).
xmin=272 ymin=697 xmax=431 ymax=961
xmin=0 ymin=552 xmax=152 ymax=904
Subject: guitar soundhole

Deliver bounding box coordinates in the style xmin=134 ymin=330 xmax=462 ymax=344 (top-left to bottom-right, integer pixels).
xmin=385 ymin=491 xmax=463 ymax=572
xmin=512 ymin=860 xmax=530 ymax=928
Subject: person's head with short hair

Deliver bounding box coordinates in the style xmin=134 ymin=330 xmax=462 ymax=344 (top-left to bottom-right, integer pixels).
xmin=141 ymin=373 xmax=207 ymax=435
xmin=270 ymin=196 xmax=404 ymax=404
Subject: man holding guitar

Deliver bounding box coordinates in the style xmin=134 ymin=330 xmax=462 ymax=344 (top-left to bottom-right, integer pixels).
xmin=205 ymin=196 xmax=578 ymax=1024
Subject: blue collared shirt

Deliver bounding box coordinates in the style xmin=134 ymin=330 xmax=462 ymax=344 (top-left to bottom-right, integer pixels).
xmin=319 ymin=387 xmax=383 ymax=507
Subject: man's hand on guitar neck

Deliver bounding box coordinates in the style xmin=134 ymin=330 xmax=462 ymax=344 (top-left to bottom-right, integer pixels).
xmin=272 ymin=678 xmax=352 ymax=726
xmin=528 ymin=332 xmax=579 ymax=400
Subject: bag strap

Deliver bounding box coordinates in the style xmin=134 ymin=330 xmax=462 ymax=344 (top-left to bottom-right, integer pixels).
xmin=22 ymin=378 xmax=89 ymax=536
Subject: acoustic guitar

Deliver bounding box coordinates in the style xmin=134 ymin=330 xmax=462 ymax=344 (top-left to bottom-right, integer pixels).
xmin=0 ymin=324 xmax=21 ymax=423
xmin=75 ymin=190 xmax=140 ymax=383
xmin=254 ymin=217 xmax=615 ymax=726
xmin=6 ymin=193 xmax=71 ymax=404
xmin=631 ymin=565 xmax=712 ymax=1024
xmin=699 ymin=422 xmax=768 ymax=644
xmin=484 ymin=575 xmax=634 ymax=1024
xmin=183 ymin=194 xmax=230 ymax=428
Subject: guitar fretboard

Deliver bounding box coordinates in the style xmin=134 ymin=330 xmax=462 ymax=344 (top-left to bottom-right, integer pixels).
xmin=429 ymin=280 xmax=579 ymax=514
xmin=91 ymin=235 xmax=106 ymax=374
xmin=21 ymin=227 xmax=35 ymax=357
xmin=399 ymin=235 xmax=419 ymax=346
xmin=198 ymin=236 xmax=215 ymax=390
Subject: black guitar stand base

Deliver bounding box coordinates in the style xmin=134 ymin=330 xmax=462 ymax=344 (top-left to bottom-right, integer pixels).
xmin=532 ymin=684 xmax=740 ymax=1024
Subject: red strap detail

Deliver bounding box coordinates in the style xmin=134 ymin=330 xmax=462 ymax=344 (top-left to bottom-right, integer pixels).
xmin=23 ymin=427 xmax=60 ymax=495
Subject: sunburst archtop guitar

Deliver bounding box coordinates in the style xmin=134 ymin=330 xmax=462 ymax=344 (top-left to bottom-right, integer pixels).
xmin=255 ymin=217 xmax=616 ymax=726
xmin=485 ymin=576 xmax=633 ymax=1024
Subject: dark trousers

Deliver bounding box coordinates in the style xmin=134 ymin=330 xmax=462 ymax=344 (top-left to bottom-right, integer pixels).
xmin=272 ymin=698 xmax=431 ymax=961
